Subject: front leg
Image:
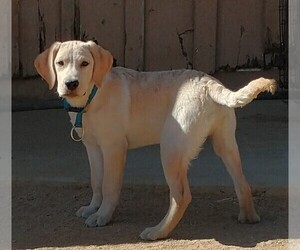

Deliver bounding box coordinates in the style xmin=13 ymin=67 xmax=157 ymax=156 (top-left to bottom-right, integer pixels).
xmin=76 ymin=143 xmax=103 ymax=218
xmin=85 ymin=141 xmax=127 ymax=227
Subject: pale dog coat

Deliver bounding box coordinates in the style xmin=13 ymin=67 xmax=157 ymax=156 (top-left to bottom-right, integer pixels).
xmin=34 ymin=40 xmax=276 ymax=240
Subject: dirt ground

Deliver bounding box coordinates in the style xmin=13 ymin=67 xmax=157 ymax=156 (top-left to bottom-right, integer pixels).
xmin=13 ymin=182 xmax=288 ymax=250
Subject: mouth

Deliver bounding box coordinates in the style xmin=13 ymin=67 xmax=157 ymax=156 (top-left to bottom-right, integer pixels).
xmin=61 ymin=91 xmax=87 ymax=98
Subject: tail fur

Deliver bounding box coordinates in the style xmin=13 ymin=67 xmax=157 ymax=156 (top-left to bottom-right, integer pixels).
xmin=206 ymin=77 xmax=277 ymax=108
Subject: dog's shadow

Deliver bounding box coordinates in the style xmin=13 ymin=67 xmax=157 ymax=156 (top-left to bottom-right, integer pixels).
xmin=13 ymin=183 xmax=287 ymax=249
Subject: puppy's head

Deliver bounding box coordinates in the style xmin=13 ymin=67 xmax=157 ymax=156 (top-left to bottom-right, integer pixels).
xmin=34 ymin=40 xmax=113 ymax=105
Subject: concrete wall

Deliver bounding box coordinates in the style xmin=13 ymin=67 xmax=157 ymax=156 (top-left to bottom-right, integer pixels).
xmin=12 ymin=0 xmax=280 ymax=77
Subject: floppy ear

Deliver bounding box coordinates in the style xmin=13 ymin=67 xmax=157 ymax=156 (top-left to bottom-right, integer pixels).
xmin=34 ymin=42 xmax=61 ymax=90
xmin=87 ymin=41 xmax=113 ymax=87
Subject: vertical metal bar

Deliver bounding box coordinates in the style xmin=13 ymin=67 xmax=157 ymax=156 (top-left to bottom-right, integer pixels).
xmin=279 ymin=0 xmax=288 ymax=89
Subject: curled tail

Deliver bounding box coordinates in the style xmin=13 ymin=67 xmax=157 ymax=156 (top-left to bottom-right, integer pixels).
xmin=206 ymin=77 xmax=277 ymax=108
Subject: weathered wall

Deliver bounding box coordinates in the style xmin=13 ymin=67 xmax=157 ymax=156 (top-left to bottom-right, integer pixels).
xmin=12 ymin=0 xmax=280 ymax=77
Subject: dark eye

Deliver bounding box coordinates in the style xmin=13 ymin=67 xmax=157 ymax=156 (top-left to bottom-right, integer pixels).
xmin=81 ymin=61 xmax=89 ymax=67
xmin=57 ymin=61 xmax=64 ymax=66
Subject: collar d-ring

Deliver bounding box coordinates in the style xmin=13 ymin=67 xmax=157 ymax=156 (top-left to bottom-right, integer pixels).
xmin=70 ymin=126 xmax=85 ymax=142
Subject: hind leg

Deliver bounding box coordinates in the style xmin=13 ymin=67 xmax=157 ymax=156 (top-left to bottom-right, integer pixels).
xmin=140 ymin=119 xmax=196 ymax=240
xmin=212 ymin=110 xmax=260 ymax=223
xmin=139 ymin=156 xmax=191 ymax=240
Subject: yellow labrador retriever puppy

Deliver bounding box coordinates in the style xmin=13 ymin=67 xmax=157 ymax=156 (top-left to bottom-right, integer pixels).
xmin=34 ymin=40 xmax=276 ymax=240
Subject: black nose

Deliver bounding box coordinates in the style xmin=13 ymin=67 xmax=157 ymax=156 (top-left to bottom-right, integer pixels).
xmin=65 ymin=80 xmax=79 ymax=90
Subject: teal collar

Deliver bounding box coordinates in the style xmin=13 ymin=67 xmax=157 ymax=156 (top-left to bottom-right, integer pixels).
xmin=64 ymin=85 xmax=98 ymax=141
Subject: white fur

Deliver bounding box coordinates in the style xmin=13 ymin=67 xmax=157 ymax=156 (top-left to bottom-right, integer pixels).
xmin=34 ymin=40 xmax=276 ymax=240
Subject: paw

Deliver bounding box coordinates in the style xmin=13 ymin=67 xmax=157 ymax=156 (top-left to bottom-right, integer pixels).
xmin=238 ymin=211 xmax=261 ymax=224
xmin=140 ymin=226 xmax=165 ymax=241
xmin=85 ymin=212 xmax=112 ymax=227
xmin=76 ymin=205 xmax=99 ymax=219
